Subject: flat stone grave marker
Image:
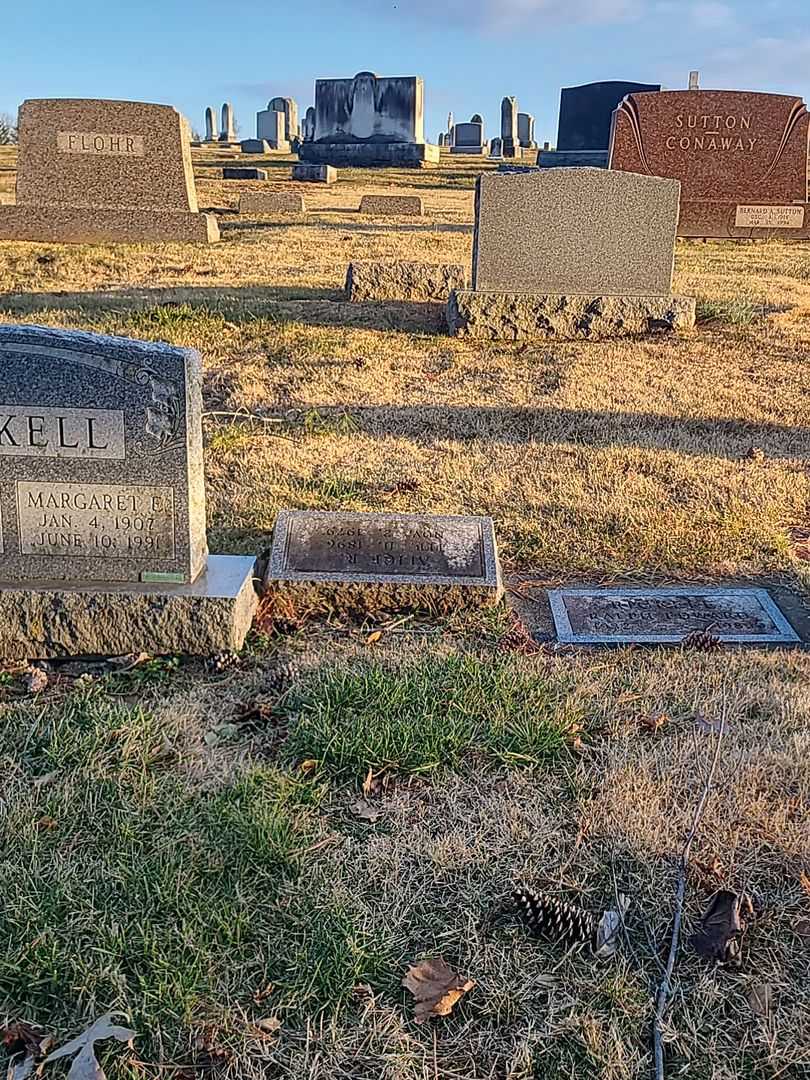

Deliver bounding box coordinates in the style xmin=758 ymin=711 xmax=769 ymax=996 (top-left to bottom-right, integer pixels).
xmin=548 ymin=587 xmax=799 ymax=645
xmin=0 ymin=324 xmax=257 ymax=657
xmin=265 ymin=510 xmax=502 ymax=612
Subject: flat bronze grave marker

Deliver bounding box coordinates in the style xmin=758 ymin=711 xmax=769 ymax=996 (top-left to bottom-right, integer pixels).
xmin=548 ymin=587 xmax=799 ymax=645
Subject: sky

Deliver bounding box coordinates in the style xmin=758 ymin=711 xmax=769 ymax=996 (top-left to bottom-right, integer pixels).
xmin=1 ymin=0 xmax=809 ymax=146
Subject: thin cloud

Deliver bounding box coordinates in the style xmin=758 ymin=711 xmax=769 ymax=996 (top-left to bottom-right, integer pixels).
xmin=707 ymin=34 xmax=810 ymax=92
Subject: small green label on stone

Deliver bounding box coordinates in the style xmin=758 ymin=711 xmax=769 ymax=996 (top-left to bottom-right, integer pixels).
xmin=141 ymin=571 xmax=185 ymax=584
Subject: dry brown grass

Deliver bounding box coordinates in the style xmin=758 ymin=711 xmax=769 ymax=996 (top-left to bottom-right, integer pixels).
xmin=0 ymin=149 xmax=809 ymax=1079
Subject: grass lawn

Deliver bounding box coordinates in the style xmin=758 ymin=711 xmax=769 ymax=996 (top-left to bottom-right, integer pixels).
xmin=1 ymin=145 xmax=809 ymax=1079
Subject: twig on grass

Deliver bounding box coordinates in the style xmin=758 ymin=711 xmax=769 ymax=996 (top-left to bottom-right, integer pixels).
xmin=652 ymin=706 xmax=727 ymax=1080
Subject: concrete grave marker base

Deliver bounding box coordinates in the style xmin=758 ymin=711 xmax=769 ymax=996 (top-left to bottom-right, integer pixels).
xmin=548 ymin=587 xmax=800 ymax=646
xmin=447 ymin=291 xmax=695 ymax=340
xmin=0 ymin=555 xmax=259 ymax=659
xmin=0 ymin=206 xmax=220 ymax=244
xmin=264 ymin=510 xmax=502 ymax=617
xmin=346 ymin=261 xmax=466 ymax=302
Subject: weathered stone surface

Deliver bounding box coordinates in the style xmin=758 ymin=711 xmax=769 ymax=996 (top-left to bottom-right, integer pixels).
xmin=548 ymin=587 xmax=799 ymax=645
xmin=0 ymin=324 xmax=207 ymax=585
xmin=0 ymin=555 xmax=258 ymax=659
xmin=219 ymin=102 xmax=236 ymax=142
xmin=501 ymin=96 xmax=518 ymax=156
xmin=300 ymin=141 xmax=439 ymax=167
xmin=264 ymin=510 xmax=502 ymax=617
xmin=609 ymin=89 xmax=810 ymax=239
xmin=472 ymin=168 xmax=680 ymax=295
xmin=346 ymin=260 xmax=466 ymax=301
xmin=452 ymin=121 xmax=484 ymax=154
xmin=240 ymin=139 xmax=271 ymax=154
xmin=256 ymin=107 xmax=290 ymax=151
xmin=223 ymin=167 xmax=268 ymax=180
xmin=358 ymin=194 xmax=423 ymax=216
xmin=204 ymin=106 xmax=217 ymax=142
xmin=239 ymin=190 xmax=306 ymax=215
xmin=0 ymin=98 xmax=218 ymax=244
xmin=302 ymin=107 xmax=316 ymax=142
xmin=557 ymin=80 xmax=659 ymax=152
xmin=447 ymin=290 xmax=696 ymax=340
xmin=292 ymin=163 xmax=337 ymax=183
xmin=268 ymin=96 xmax=299 ymax=141
xmin=517 ymin=112 xmax=536 ymax=149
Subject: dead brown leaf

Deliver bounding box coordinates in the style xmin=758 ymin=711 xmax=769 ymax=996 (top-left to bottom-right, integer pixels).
xmin=640 ymin=713 xmax=668 ymax=733
xmin=36 ymin=816 xmax=58 ymax=831
xmin=252 ymin=983 xmax=274 ymax=1004
xmin=252 ymin=1018 xmax=281 ymax=1036
xmin=366 ymin=630 xmax=383 ymax=646
xmin=362 ymin=767 xmax=394 ymax=798
xmin=690 ymin=890 xmax=748 ymax=967
xmin=402 ymin=957 xmax=475 ymax=1023
xmin=299 ymin=759 xmax=318 ymax=775
xmin=692 ymin=856 xmax=725 ymax=888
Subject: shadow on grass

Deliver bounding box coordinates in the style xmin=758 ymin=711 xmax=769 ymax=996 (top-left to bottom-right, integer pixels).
xmin=0 ymin=285 xmax=448 ymax=333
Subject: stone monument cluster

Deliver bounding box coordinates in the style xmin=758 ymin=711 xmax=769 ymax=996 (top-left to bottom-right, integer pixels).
xmin=0 ymin=66 xmax=808 ymax=658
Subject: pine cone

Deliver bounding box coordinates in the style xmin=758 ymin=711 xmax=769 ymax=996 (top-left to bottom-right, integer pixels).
xmin=205 ymin=650 xmax=242 ymax=674
xmin=681 ymin=630 xmax=723 ymax=651
xmin=512 ymin=887 xmax=598 ymax=950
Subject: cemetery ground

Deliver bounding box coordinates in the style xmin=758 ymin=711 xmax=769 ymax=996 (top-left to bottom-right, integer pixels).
xmin=1 ymin=145 xmax=809 ymax=1080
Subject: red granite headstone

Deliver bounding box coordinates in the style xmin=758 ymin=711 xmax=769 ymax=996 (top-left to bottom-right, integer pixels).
xmin=609 ymin=89 xmax=810 ymax=239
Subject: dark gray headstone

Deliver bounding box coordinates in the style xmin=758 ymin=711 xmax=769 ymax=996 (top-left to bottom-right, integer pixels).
xmin=549 ymin=587 xmax=799 ymax=644
xmin=0 ymin=324 xmax=207 ymax=585
xmin=223 ymin=167 xmax=268 ymax=180
xmin=556 ymin=80 xmax=660 ymax=152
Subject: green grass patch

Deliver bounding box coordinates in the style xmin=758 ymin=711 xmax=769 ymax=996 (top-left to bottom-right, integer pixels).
xmin=283 ymin=654 xmax=581 ymax=776
xmin=695 ymin=295 xmax=767 ymax=326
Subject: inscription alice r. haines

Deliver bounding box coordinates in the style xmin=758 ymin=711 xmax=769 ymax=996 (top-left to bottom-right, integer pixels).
xmin=56 ymin=132 xmax=145 ymax=157
xmin=667 ymin=114 xmax=755 ymax=152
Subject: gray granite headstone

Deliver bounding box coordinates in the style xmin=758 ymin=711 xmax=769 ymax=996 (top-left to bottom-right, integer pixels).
xmin=0 ymin=324 xmax=206 ymax=585
xmin=548 ymin=587 xmax=799 ymax=644
xmin=0 ymin=324 xmax=258 ymax=657
xmin=204 ymin=106 xmax=216 ymax=142
xmin=219 ymin=102 xmax=236 ymax=142
xmin=501 ymin=96 xmax=518 ymax=156
xmin=265 ymin=510 xmax=502 ymax=612
xmin=223 ymin=167 xmax=268 ymax=180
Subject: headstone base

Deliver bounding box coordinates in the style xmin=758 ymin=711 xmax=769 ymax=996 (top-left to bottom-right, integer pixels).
xmin=240 ymin=191 xmax=306 ymax=214
xmin=0 ymin=206 xmax=220 ymax=244
xmin=346 ymin=260 xmax=466 ymax=302
xmin=299 ymin=142 xmax=440 ymax=168
xmin=0 ymin=555 xmax=258 ymax=659
xmin=292 ymin=164 xmax=337 ymax=183
xmin=538 ymin=150 xmax=608 ymax=168
xmin=678 ymin=201 xmax=810 ymax=239
xmin=447 ymin=291 xmax=696 ymax=340
xmin=450 ymin=145 xmax=486 ymax=155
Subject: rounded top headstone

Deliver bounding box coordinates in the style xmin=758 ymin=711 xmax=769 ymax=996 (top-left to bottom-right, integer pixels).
xmin=471 ymin=114 xmax=483 ymax=123
xmin=354 ymin=72 xmax=379 ymax=80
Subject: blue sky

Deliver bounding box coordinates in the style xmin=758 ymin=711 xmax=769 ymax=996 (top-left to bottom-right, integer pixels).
xmin=2 ymin=0 xmax=808 ymax=145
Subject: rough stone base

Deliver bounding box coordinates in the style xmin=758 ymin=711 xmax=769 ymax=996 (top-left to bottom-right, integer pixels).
xmin=538 ymin=150 xmax=608 ymax=168
xmin=358 ymin=194 xmax=424 ymax=216
xmin=0 ymin=205 xmax=220 ymax=244
xmin=299 ymin=142 xmax=440 ymax=168
xmin=263 ymin=580 xmax=502 ymax=623
xmin=447 ymin=291 xmax=696 ymax=340
xmin=346 ymin=261 xmax=467 ymax=302
xmin=678 ymin=201 xmax=810 ymax=240
xmin=291 ymin=164 xmax=337 ymax=184
xmin=240 ymin=191 xmax=306 ymax=214
xmin=0 ymin=555 xmax=258 ymax=659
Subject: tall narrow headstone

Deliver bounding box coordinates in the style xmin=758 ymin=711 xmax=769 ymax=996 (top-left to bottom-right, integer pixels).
xmin=256 ymin=109 xmax=289 ymax=151
xmin=501 ymin=96 xmax=519 ymax=157
xmin=204 ymin=106 xmax=216 ymax=143
xmin=689 ymin=70 xmax=700 ymax=90
xmin=518 ymin=112 xmax=537 ymax=149
xmin=269 ymin=96 xmax=299 ymax=142
xmin=0 ymin=324 xmax=257 ymax=655
xmin=0 ymin=99 xmax=219 ymax=244
xmin=219 ymin=102 xmax=236 ymax=142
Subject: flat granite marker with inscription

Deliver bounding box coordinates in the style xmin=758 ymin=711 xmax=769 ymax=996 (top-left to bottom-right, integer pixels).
xmin=265 ymin=510 xmax=502 ymax=615
xmin=0 ymin=325 xmax=257 ymax=657
xmin=548 ymin=587 xmax=799 ymax=645
xmin=609 ymin=89 xmax=810 ymax=239
xmin=0 ymin=99 xmax=219 ymax=245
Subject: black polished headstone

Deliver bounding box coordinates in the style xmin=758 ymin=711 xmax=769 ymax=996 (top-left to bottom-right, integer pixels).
xmin=557 ymin=80 xmax=660 ymax=152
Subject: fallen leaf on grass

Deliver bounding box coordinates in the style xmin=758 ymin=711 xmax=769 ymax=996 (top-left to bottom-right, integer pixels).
xmin=25 ymin=666 xmax=48 ymax=694
xmin=362 ymin=766 xmax=394 ymax=798
xmin=299 ymin=759 xmax=318 ymax=775
xmin=36 ymin=816 xmax=58 ymax=831
xmin=2 ymin=1020 xmax=55 ymax=1079
xmin=351 ymin=799 xmax=381 ymax=822
xmin=690 ymin=890 xmax=748 ymax=967
xmin=748 ymin=983 xmax=773 ymax=1019
xmin=365 ymin=630 xmax=383 ymax=646
xmin=234 ymin=701 xmax=274 ymax=727
xmin=402 ymin=958 xmax=474 ymax=1023
xmin=692 ymin=856 xmax=725 ymax=887
xmin=594 ymin=894 xmax=631 ymax=959
xmin=252 ymin=983 xmax=274 ymax=1003
xmin=252 ymin=1018 xmax=281 ymax=1036
xmin=44 ymin=1012 xmax=136 ymax=1080
xmin=639 ymin=713 xmax=668 ymax=733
